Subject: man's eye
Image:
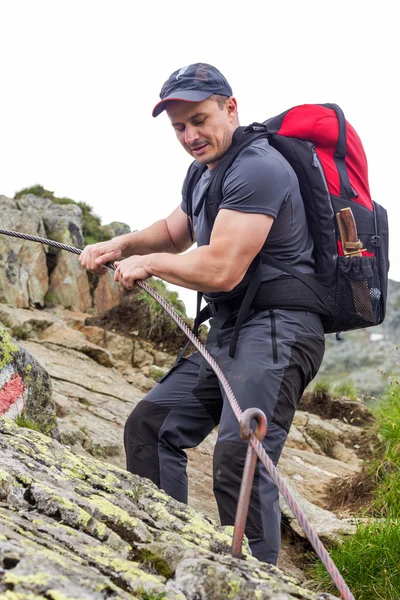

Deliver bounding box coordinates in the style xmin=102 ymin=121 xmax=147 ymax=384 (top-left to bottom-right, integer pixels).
xmin=193 ymin=119 xmax=205 ymax=126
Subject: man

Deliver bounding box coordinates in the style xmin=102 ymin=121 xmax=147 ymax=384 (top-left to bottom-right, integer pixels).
xmin=79 ymin=63 xmax=325 ymax=565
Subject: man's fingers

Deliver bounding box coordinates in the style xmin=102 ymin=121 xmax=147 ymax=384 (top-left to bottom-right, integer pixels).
xmin=79 ymin=242 xmax=122 ymax=274
xmin=95 ymin=249 xmax=121 ymax=266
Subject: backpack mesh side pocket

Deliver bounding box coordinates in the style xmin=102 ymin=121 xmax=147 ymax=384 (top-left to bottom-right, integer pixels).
xmin=324 ymin=256 xmax=382 ymax=333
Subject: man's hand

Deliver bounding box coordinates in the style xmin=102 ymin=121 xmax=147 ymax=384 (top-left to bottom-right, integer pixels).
xmin=79 ymin=240 xmax=123 ymax=275
xmin=114 ymin=256 xmax=152 ymax=289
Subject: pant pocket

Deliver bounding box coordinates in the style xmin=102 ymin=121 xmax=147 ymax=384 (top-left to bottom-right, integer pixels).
xmin=269 ymin=310 xmax=278 ymax=364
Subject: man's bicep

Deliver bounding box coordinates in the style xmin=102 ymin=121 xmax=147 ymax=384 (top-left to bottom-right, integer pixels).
xmin=210 ymin=209 xmax=274 ymax=282
xmin=165 ymin=205 xmax=194 ymax=253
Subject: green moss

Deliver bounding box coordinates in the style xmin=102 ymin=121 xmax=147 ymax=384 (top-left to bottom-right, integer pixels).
xmin=14 ymin=413 xmax=42 ymax=432
xmin=19 ymin=362 xmax=58 ymax=437
xmin=44 ymin=591 xmax=71 ymax=600
xmin=0 ymin=329 xmax=19 ymax=369
xmin=11 ymin=325 xmax=29 ymax=340
xmin=44 ymin=290 xmax=58 ymax=308
xmin=149 ymin=367 xmax=166 ymax=381
xmin=4 ymin=571 xmax=52 ymax=586
xmin=78 ymin=398 xmax=92 ymax=407
xmin=306 ymin=426 xmax=337 ymax=457
xmin=1 ymin=592 xmax=46 ymax=600
xmin=87 ymin=494 xmax=137 ymax=526
xmin=138 ymin=592 xmax=167 ymax=600
xmin=14 ymin=409 xmax=57 ymax=439
xmin=84 ymin=546 xmax=163 ymax=586
xmin=77 ymin=201 xmax=114 ymax=246
xmin=136 ymin=549 xmax=174 ymax=579
xmin=0 ymin=468 xmax=12 ymax=480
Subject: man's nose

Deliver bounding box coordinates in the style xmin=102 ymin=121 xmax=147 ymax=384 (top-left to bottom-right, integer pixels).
xmin=184 ymin=125 xmax=199 ymax=146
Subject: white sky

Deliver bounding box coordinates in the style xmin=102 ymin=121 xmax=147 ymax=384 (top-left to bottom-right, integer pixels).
xmin=1 ymin=0 xmax=399 ymax=317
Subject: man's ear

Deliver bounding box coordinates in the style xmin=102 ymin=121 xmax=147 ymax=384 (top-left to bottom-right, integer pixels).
xmin=226 ymin=96 xmax=238 ymax=121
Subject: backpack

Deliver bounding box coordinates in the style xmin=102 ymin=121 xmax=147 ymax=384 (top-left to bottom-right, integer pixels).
xmin=186 ymin=103 xmax=389 ymax=345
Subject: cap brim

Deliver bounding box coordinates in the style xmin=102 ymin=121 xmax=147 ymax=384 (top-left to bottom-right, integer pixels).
xmin=152 ymin=90 xmax=213 ymax=117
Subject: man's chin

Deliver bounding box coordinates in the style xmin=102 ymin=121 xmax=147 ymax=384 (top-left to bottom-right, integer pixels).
xmin=194 ymin=152 xmax=222 ymax=167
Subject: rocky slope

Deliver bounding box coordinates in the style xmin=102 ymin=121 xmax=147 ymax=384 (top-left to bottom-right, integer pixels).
xmin=0 ymin=301 xmax=369 ymax=588
xmin=0 ymin=190 xmax=395 ymax=596
xmin=1 ymin=418 xmax=342 ymax=600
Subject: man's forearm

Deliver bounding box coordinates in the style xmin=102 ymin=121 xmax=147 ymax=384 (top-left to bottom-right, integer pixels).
xmin=115 ymin=219 xmax=180 ymax=257
xmin=143 ymin=247 xmax=243 ymax=293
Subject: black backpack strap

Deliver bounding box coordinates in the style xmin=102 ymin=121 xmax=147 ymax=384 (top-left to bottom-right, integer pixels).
xmin=261 ymin=254 xmax=333 ymax=309
xmin=205 ymin=127 xmax=269 ymax=212
xmin=185 ymin=161 xmax=207 ymax=242
xmin=229 ymin=257 xmax=263 ymax=358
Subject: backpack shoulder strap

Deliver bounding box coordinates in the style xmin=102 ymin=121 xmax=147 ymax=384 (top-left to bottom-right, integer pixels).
xmin=205 ymin=126 xmax=269 ymax=209
xmin=185 ymin=161 xmax=207 ymax=242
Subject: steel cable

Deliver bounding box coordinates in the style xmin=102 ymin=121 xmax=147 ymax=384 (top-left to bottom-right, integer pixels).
xmin=0 ymin=228 xmax=356 ymax=600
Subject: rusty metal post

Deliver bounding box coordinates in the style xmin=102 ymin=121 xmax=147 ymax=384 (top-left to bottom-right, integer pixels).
xmin=231 ymin=408 xmax=267 ymax=558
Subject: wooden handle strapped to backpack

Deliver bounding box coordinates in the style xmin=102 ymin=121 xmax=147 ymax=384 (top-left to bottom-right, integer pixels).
xmin=336 ymin=208 xmax=363 ymax=256
xmin=336 ymin=207 xmax=374 ymax=320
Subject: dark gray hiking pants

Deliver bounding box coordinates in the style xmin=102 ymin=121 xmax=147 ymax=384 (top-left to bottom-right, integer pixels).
xmin=124 ymin=308 xmax=325 ymax=564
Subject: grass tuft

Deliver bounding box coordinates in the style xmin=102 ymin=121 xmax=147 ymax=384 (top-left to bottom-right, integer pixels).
xmin=313 ymin=379 xmax=332 ymax=395
xmin=137 ymin=277 xmax=187 ymax=340
xmin=312 ymin=518 xmax=400 ymax=599
xmin=311 ymin=380 xmax=400 ymax=599
xmin=14 ymin=413 xmax=42 ymax=432
xmin=332 ymin=380 xmax=358 ymax=400
xmin=14 ymin=185 xmax=114 ymax=246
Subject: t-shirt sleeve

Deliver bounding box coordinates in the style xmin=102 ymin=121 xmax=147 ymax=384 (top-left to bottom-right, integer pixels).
xmin=220 ymin=145 xmax=291 ymax=218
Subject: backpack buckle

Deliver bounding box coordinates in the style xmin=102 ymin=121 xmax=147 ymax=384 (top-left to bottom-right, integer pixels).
xmin=244 ymin=122 xmax=267 ymax=133
xmin=371 ymin=235 xmax=381 ymax=247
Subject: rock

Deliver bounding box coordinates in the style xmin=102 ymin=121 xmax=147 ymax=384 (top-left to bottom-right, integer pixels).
xmin=0 ymin=418 xmax=337 ymax=600
xmin=0 ymin=304 xmax=58 ymax=339
xmin=0 ymin=196 xmax=48 ymax=307
xmin=133 ymin=340 xmax=154 ymax=368
xmin=106 ymin=221 xmax=131 ymax=237
xmin=17 ymin=338 xmax=141 ymax=467
xmin=93 ymin=270 xmax=126 ymax=314
xmin=123 ymin=368 xmax=158 ymax=392
xmin=47 ymin=251 xmax=92 ymax=312
xmin=0 ymin=327 xmax=59 ymax=439
xmin=280 ymin=488 xmax=357 ymax=543
xmin=278 ymin=447 xmax=360 ymax=509
xmin=290 ymin=411 xmax=363 ymax=466
xmin=0 ymin=304 xmax=363 ymax=577
xmin=86 ymin=288 xmax=192 ymax=355
xmin=38 ymin=322 xmax=115 ymax=368
xmin=21 ymin=194 xmax=92 ymax=312
xmin=1 ymin=256 xmax=388 ymax=588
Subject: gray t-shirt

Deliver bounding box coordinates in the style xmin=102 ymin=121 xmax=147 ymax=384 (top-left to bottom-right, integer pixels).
xmin=181 ymin=137 xmax=315 ymax=302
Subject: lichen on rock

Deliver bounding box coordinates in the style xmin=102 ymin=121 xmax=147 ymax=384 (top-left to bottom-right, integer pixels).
xmin=0 ymin=328 xmax=59 ymax=439
xmin=0 ymin=418 xmax=337 ymax=599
